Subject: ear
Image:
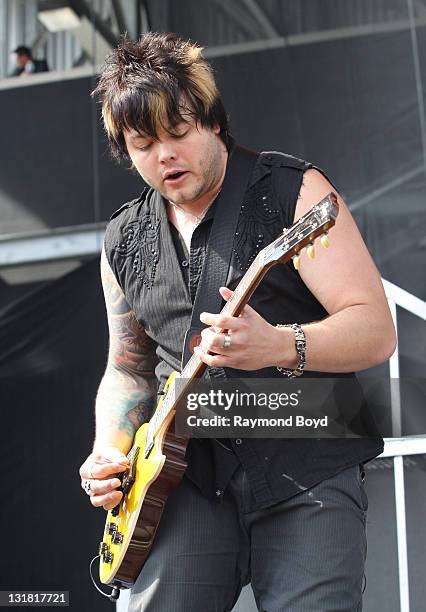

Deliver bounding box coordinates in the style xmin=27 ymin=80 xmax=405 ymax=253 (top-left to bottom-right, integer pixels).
xmin=212 ymin=124 xmax=221 ymax=135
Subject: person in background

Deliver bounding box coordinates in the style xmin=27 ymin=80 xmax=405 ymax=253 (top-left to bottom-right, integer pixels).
xmin=9 ymin=45 xmax=49 ymax=77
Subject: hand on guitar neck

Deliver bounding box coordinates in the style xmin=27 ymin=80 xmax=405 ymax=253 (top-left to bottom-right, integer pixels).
xmin=194 ymin=286 xmax=299 ymax=371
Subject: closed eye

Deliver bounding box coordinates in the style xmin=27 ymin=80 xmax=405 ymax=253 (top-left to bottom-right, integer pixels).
xmin=136 ymin=142 xmax=152 ymax=151
xmin=170 ymin=130 xmax=189 ymax=139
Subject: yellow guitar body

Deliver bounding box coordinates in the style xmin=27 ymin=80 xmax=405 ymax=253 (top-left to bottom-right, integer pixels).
xmin=99 ymin=371 xmax=180 ymax=585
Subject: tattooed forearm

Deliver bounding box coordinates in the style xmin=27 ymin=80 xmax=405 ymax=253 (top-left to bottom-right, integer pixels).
xmin=94 ymin=249 xmax=159 ymax=452
xmin=95 ymin=366 xmax=157 ymax=449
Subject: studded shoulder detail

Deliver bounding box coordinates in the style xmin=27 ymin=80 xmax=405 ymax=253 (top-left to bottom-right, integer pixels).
xmin=232 ymin=174 xmax=282 ymax=272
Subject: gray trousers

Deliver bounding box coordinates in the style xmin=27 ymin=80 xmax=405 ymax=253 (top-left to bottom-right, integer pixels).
xmin=129 ymin=464 xmax=368 ymax=612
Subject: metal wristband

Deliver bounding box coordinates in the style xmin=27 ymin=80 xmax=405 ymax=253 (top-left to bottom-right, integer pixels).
xmin=276 ymin=323 xmax=306 ymax=378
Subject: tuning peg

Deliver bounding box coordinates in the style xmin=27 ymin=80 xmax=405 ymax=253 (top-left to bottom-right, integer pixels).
xmin=320 ymin=232 xmax=329 ymax=248
xmin=292 ymin=254 xmax=300 ymax=270
xmin=306 ymin=243 xmax=315 ymax=259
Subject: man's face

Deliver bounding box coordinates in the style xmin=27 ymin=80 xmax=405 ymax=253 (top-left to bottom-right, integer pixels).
xmin=123 ymin=120 xmax=226 ymax=207
xmin=15 ymin=53 xmax=29 ymax=68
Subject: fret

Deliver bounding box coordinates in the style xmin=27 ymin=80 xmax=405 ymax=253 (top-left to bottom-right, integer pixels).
xmin=182 ymin=354 xmax=200 ymax=378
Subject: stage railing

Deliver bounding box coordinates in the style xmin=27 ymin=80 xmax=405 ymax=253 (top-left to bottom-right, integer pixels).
xmin=381 ymin=279 xmax=426 ymax=612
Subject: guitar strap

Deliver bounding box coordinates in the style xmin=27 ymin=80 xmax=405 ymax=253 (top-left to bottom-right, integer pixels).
xmin=181 ymin=144 xmax=259 ymax=376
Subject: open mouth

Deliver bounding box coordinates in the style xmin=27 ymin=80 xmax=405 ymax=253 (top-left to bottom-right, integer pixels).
xmin=164 ymin=171 xmax=188 ymax=184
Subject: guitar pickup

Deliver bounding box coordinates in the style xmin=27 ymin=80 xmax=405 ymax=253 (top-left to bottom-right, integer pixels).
xmin=143 ymin=439 xmax=154 ymax=459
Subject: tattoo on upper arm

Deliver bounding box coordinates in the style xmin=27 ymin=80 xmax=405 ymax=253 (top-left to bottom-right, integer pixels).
xmin=98 ymin=250 xmax=158 ymax=437
xmin=101 ymin=250 xmax=157 ymax=376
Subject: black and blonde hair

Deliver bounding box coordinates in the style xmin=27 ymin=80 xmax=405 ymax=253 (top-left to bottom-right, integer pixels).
xmin=92 ymin=32 xmax=230 ymax=161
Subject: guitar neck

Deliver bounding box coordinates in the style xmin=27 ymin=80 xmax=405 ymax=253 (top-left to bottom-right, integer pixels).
xmin=147 ymin=253 xmax=272 ymax=440
xmin=184 ymin=253 xmax=272 ymax=375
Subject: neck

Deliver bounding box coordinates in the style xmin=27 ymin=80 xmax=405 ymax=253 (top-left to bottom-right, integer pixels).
xmin=168 ymin=189 xmax=221 ymax=230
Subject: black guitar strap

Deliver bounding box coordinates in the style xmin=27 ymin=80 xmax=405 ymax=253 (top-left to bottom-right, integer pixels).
xmin=181 ymin=145 xmax=258 ymax=375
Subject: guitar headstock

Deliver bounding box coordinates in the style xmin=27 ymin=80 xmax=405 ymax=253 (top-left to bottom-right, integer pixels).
xmin=261 ymin=192 xmax=339 ymax=269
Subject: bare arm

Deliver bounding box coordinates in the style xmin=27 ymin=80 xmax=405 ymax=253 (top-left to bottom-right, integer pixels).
xmin=196 ymin=169 xmax=397 ymax=373
xmin=94 ymin=247 xmax=158 ymax=453
xmin=275 ymin=168 xmax=397 ymax=371
xmin=79 ymin=247 xmax=157 ymax=510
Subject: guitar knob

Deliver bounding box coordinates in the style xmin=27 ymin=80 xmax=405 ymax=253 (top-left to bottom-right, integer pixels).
xmin=320 ymin=233 xmax=329 ymax=248
xmin=306 ymin=243 xmax=315 ymax=259
xmin=111 ymin=531 xmax=124 ymax=545
xmin=292 ymin=255 xmax=300 ymax=270
xmin=103 ymin=551 xmax=114 ymax=565
xmin=111 ymin=504 xmax=120 ymax=517
xmin=99 ymin=541 xmax=109 ymax=556
xmin=107 ymin=522 xmax=118 ymax=535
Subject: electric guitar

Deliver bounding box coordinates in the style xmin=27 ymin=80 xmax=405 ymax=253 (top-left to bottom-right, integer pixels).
xmin=97 ymin=192 xmax=339 ymax=594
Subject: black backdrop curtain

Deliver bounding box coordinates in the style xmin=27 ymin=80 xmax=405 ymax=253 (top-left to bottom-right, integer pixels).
xmin=0 ymin=259 xmax=112 ymax=611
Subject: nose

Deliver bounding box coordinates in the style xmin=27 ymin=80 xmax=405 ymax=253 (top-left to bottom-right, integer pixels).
xmin=157 ymin=141 xmax=177 ymax=164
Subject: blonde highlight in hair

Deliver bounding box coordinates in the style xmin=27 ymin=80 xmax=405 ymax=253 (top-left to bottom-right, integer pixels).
xmin=92 ymin=32 xmax=230 ymax=161
xmin=102 ymin=103 xmax=118 ymax=140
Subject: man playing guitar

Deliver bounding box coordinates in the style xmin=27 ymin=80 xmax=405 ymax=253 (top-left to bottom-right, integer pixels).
xmin=80 ymin=32 xmax=396 ymax=611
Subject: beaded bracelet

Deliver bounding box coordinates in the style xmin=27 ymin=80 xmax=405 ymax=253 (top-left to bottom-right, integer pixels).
xmin=276 ymin=323 xmax=306 ymax=378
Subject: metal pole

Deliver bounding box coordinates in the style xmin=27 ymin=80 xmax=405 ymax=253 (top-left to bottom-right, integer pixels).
xmin=388 ymin=299 xmax=402 ymax=437
xmin=394 ymin=455 xmax=410 ymax=612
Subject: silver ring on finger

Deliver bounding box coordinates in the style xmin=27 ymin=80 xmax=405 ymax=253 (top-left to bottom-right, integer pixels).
xmin=83 ymin=479 xmax=92 ymax=495
xmin=222 ymin=333 xmax=232 ymax=349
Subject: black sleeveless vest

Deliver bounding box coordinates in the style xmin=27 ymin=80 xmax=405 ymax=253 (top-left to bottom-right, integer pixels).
xmin=104 ymin=151 xmax=383 ymax=509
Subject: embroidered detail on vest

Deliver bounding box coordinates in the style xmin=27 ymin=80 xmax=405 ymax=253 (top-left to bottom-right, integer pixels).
xmin=115 ymin=213 xmax=160 ymax=290
xmin=232 ymin=176 xmax=280 ymax=271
